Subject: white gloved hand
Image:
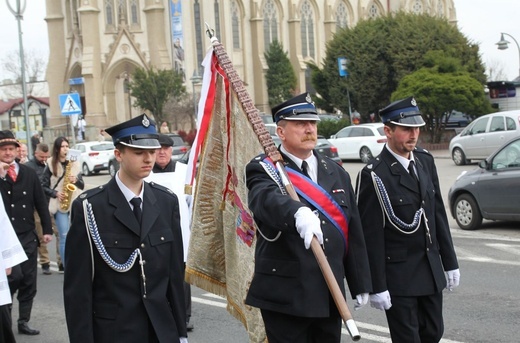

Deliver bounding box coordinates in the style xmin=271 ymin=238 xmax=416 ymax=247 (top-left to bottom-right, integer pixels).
xmin=446 ymin=269 xmax=460 ymax=291
xmin=179 ymin=337 xmax=188 ymax=343
xmin=370 ymin=290 xmax=392 ymax=311
xmin=294 ymin=207 xmax=324 ymax=249
xmin=354 ymin=293 xmax=369 ymax=310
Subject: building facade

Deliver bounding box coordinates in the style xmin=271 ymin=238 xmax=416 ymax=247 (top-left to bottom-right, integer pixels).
xmin=45 ymin=0 xmax=457 ymax=132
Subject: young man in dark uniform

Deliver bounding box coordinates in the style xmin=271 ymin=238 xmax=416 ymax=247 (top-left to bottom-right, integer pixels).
xmin=245 ymin=93 xmax=372 ymax=342
xmin=64 ymin=114 xmax=188 ymax=343
xmin=0 ymin=130 xmax=53 ymax=336
xmin=356 ymin=97 xmax=460 ymax=342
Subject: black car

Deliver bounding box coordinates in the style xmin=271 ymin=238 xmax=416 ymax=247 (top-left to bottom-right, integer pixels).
xmin=271 ymin=135 xmax=342 ymax=166
xmin=448 ymin=136 xmax=520 ymax=230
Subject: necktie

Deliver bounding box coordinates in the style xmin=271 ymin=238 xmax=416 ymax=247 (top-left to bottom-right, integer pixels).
xmin=130 ymin=197 xmax=142 ymax=224
xmin=7 ymin=164 xmax=17 ymax=182
xmin=408 ymin=161 xmax=419 ymax=185
xmin=301 ymin=161 xmax=310 ymax=178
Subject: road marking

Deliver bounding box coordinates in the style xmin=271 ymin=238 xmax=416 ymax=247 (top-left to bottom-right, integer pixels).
xmin=195 ymin=294 xmax=464 ymax=343
xmin=486 ymin=243 xmax=520 ymax=255
xmin=454 ymin=246 xmax=520 ymax=266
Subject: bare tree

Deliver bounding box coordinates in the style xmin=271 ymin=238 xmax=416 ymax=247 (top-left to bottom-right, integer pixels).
xmin=1 ymin=49 xmax=48 ymax=98
xmin=486 ymin=59 xmax=508 ymax=81
xmin=162 ymin=92 xmax=194 ymax=132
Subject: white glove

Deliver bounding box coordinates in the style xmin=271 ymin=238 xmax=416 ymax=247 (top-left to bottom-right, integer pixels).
xmin=370 ymin=290 xmax=392 ymax=311
xmin=354 ymin=293 xmax=369 ymax=310
xmin=179 ymin=337 xmax=188 ymax=343
xmin=446 ymin=269 xmax=460 ymax=291
xmin=294 ymin=207 xmax=324 ymax=249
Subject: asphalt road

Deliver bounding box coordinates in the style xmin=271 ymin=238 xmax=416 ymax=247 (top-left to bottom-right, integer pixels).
xmin=11 ymin=155 xmax=520 ymax=342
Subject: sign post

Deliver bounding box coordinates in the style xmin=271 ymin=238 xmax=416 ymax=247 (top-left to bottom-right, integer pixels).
xmin=59 ymin=93 xmax=82 ymax=146
xmin=337 ymin=57 xmax=352 ymax=121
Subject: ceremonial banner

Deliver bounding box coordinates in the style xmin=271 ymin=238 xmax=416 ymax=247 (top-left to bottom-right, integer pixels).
xmin=185 ymin=47 xmax=267 ymax=341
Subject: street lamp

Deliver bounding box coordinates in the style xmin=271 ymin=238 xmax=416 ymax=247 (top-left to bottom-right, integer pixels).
xmin=496 ymin=32 xmax=520 ymax=79
xmin=6 ymin=0 xmax=32 ymax=156
xmin=190 ymin=70 xmax=203 ymax=129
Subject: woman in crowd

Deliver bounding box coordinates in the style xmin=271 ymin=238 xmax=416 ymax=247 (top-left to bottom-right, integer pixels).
xmin=42 ymin=137 xmax=84 ymax=269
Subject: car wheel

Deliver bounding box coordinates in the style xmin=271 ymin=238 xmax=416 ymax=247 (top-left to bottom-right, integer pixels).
xmin=359 ymin=146 xmax=373 ymax=164
xmin=82 ymin=163 xmax=91 ymax=176
xmin=454 ymin=194 xmax=482 ymax=230
xmin=109 ymin=162 xmax=117 ymax=178
xmin=452 ymin=148 xmax=467 ymax=166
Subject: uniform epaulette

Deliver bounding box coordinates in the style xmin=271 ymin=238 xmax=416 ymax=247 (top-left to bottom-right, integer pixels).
xmin=148 ymin=181 xmax=176 ymax=196
xmin=414 ymin=146 xmax=432 ymax=156
xmin=253 ymin=153 xmax=268 ymax=162
xmin=77 ymin=185 xmax=105 ymax=200
xmin=365 ymin=155 xmax=383 ymax=170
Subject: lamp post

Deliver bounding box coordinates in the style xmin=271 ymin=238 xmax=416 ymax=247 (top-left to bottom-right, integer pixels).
xmin=190 ymin=70 xmax=202 ymax=129
xmin=496 ymin=32 xmax=520 ymax=80
xmin=6 ymin=0 xmax=32 ymax=156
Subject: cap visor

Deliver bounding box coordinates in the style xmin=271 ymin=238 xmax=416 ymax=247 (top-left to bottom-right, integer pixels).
xmin=283 ymin=114 xmax=321 ymax=121
xmin=120 ymin=139 xmax=161 ymax=149
xmin=390 ymin=115 xmax=425 ymax=127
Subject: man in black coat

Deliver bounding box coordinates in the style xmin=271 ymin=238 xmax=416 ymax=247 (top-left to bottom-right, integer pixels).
xmin=64 ymin=114 xmax=187 ymax=343
xmin=356 ymin=97 xmax=460 ymax=342
xmin=245 ymin=93 xmax=372 ymax=342
xmin=0 ymin=130 xmax=53 ymax=336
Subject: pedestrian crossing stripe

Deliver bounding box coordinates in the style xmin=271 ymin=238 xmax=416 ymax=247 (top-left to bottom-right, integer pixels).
xmin=59 ymin=93 xmax=82 ymax=115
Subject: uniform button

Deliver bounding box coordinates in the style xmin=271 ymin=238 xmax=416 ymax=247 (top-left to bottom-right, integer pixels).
xmin=399 ymin=199 xmax=403 ymax=202
xmin=143 ymin=295 xmax=147 ymax=299
xmin=325 ymin=238 xmax=329 ymax=242
xmin=114 ymin=241 xmax=118 ymax=245
xmin=426 ymin=248 xmax=429 ymax=252
xmin=160 ymin=237 xmax=164 ymax=241
xmin=387 ymin=256 xmax=391 ymax=260
xmin=142 ymin=260 xmax=146 ymax=265
xmin=272 ymin=268 xmax=276 ymax=272
xmin=23 ymin=191 xmax=26 ymax=195
xmin=11 ymin=217 xmax=15 ymax=221
xmin=321 ymin=220 xmax=326 ymax=224
xmin=7 ymin=191 xmax=11 ymax=194
xmin=11 ymin=204 xmax=14 ymax=207
xmin=422 ymin=201 xmax=425 ymax=205
xmin=141 ymin=243 xmax=145 ymax=248
xmin=23 ymin=205 xmax=26 ymax=208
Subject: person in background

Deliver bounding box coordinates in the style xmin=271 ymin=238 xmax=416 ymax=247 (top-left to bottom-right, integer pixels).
xmin=245 ymin=93 xmax=372 ymax=342
xmin=41 ymin=137 xmax=84 ymax=270
xmin=17 ymin=143 xmax=29 ymax=164
xmin=356 ymin=96 xmax=460 ymax=342
xmin=0 ymin=130 xmax=53 ymax=336
xmin=152 ymin=133 xmax=193 ymax=331
xmin=25 ymin=143 xmax=60 ymax=275
xmin=64 ymin=114 xmax=188 ymax=343
xmin=30 ymin=131 xmax=40 ymax=154
xmin=160 ymin=121 xmax=170 ymax=134
xmin=77 ymin=116 xmax=86 ymax=141
xmin=0 ymin=161 xmax=28 ymax=343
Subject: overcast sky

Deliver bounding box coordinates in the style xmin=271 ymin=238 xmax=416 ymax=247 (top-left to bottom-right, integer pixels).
xmin=1 ymin=0 xmax=520 ymax=81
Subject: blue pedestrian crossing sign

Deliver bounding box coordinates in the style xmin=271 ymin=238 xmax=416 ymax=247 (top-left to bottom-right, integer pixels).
xmin=59 ymin=93 xmax=82 ymax=116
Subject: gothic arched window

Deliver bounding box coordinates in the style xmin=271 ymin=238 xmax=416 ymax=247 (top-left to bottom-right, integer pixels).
xmin=336 ymin=1 xmax=349 ymax=30
xmin=263 ymin=0 xmax=279 ymax=51
xmin=300 ymin=0 xmax=315 ymax=59
xmin=368 ymin=2 xmax=379 ymax=18
xmin=231 ymin=1 xmax=241 ymax=49
xmin=412 ymin=0 xmax=424 ymax=14
xmin=104 ymin=0 xmax=115 ymax=29
xmin=129 ymin=0 xmax=140 ymax=27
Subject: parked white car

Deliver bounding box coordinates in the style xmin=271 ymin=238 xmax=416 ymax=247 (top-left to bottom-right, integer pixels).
xmin=328 ymin=123 xmax=387 ymax=163
xmin=449 ymin=110 xmax=520 ymax=165
xmin=72 ymin=141 xmax=115 ymax=176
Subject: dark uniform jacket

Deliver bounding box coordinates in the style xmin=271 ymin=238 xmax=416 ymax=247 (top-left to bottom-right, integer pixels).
xmin=64 ymin=178 xmax=187 ymax=343
xmin=245 ymin=150 xmax=372 ymax=317
xmin=356 ymin=147 xmax=459 ymax=296
xmin=0 ymin=163 xmax=53 ymax=238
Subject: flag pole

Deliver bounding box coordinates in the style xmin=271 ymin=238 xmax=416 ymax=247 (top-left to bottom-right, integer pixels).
xmin=205 ymin=24 xmax=361 ymax=341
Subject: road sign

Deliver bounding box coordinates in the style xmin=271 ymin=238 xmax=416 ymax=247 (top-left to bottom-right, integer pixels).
xmin=59 ymin=93 xmax=82 ymax=116
xmin=337 ymin=57 xmax=348 ymax=77
xmin=69 ymin=77 xmax=85 ymax=85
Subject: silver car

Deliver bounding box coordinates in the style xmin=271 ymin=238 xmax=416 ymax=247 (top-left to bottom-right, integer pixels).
xmin=448 ymin=136 xmax=520 ymax=230
xmin=449 ymin=110 xmax=520 ymax=165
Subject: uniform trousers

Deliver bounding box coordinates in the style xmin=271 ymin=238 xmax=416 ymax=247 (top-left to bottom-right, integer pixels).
xmin=0 ymin=305 xmax=15 ymax=343
xmin=260 ymin=308 xmax=342 ymax=343
xmin=8 ymin=232 xmax=38 ymax=308
xmin=386 ymin=292 xmax=443 ymax=343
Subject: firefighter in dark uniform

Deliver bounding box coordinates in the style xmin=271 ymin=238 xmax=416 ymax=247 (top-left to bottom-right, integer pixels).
xmin=0 ymin=130 xmax=53 ymax=336
xmin=64 ymin=114 xmax=188 ymax=343
xmin=356 ymin=97 xmax=460 ymax=342
xmin=245 ymin=93 xmax=372 ymax=342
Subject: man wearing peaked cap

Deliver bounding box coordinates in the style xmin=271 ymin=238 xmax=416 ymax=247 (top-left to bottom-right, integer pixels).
xmin=0 ymin=129 xmax=53 ymax=336
xmin=64 ymin=114 xmax=188 ymax=343
xmin=356 ymin=97 xmax=460 ymax=342
xmin=245 ymin=93 xmax=372 ymax=342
